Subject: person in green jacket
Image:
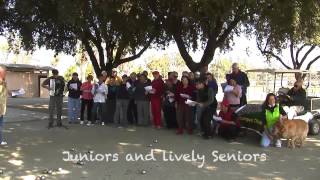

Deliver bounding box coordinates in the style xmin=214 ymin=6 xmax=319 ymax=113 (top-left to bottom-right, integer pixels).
xmin=261 ymin=93 xmax=287 ymax=147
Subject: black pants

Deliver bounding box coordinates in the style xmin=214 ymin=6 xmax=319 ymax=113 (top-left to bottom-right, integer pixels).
xmin=127 ymin=99 xmax=138 ymax=124
xmin=219 ymin=126 xmax=240 ymax=140
xmin=163 ymin=105 xmax=177 ymax=129
xmin=240 ymin=94 xmax=247 ymax=106
xmin=80 ymin=99 xmax=93 ymax=121
xmin=105 ymin=99 xmax=116 ymax=123
xmin=199 ymin=107 xmax=214 ymax=137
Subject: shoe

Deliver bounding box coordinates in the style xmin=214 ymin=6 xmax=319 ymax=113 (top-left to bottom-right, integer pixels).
xmin=101 ymin=122 xmax=105 ymax=126
xmin=275 ymin=140 xmax=282 ymax=148
xmin=0 ymin=141 xmax=7 ymax=145
xmin=57 ymin=123 xmax=63 ymax=127
xmin=87 ymin=121 xmax=92 ymax=126
xmin=80 ymin=121 xmax=84 ymax=125
xmin=176 ymin=128 xmax=184 ymax=135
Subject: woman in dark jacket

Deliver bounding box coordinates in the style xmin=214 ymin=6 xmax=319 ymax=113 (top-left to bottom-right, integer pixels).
xmin=175 ymin=76 xmax=195 ymax=134
xmin=163 ymin=79 xmax=178 ymax=129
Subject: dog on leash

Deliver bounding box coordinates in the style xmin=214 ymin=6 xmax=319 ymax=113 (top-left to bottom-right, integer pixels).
xmin=273 ymin=119 xmax=308 ymax=148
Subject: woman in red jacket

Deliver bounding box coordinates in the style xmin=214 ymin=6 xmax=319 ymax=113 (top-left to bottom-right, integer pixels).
xmin=150 ymin=71 xmax=164 ymax=128
xmin=218 ymin=99 xmax=240 ymax=141
xmin=175 ymin=76 xmax=195 ymax=134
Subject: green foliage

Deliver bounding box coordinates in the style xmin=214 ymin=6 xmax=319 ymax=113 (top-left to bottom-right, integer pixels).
xmin=2 ymin=0 xmax=319 ymax=73
xmin=255 ymin=0 xmax=320 ymax=51
xmin=4 ymin=0 xmax=160 ymax=75
xmin=85 ymin=63 xmax=94 ymax=77
xmin=64 ymin=65 xmax=77 ymax=82
xmin=209 ymin=58 xmax=248 ymax=81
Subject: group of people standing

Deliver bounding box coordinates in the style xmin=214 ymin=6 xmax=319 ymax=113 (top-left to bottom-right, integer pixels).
xmin=42 ymin=63 xmax=251 ymax=140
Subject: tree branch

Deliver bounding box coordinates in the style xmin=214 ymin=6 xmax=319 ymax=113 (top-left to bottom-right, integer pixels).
xmin=216 ymin=16 xmax=241 ymax=46
xmin=82 ymin=37 xmax=101 ymax=76
xmin=113 ymin=36 xmax=155 ymax=67
xmin=306 ymin=55 xmax=320 ymax=70
xmin=289 ymin=42 xmax=297 ymax=68
xmin=299 ymin=45 xmax=316 ymax=68
xmin=257 ymin=42 xmax=292 ymax=69
xmin=295 ymin=44 xmax=308 ymax=64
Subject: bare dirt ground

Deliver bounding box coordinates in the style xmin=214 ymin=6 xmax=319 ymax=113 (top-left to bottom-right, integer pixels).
xmin=1 ymin=98 xmax=320 ymax=180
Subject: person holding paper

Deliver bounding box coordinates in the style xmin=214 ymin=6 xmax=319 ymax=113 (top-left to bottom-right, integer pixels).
xmin=226 ymin=63 xmax=250 ymax=105
xmin=217 ymin=99 xmax=240 ymax=141
xmin=134 ymin=74 xmax=151 ymax=126
xmin=67 ymin=72 xmax=82 ymax=124
xmin=91 ymin=74 xmax=108 ymax=126
xmin=114 ymin=75 xmax=130 ymax=126
xmin=42 ymin=69 xmax=65 ymax=128
xmin=175 ymin=76 xmax=195 ymax=134
xmin=163 ymin=78 xmax=178 ymax=129
xmin=80 ymin=75 xmax=94 ymax=125
xmin=105 ymin=76 xmax=118 ymax=124
xmin=223 ymin=78 xmax=242 ymax=109
xmin=127 ymin=72 xmax=138 ymax=124
xmin=194 ymin=78 xmax=216 ymax=139
xmin=150 ymin=71 xmax=164 ymax=128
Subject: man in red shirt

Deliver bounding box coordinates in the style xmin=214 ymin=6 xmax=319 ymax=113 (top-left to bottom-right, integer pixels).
xmin=150 ymin=71 xmax=164 ymax=128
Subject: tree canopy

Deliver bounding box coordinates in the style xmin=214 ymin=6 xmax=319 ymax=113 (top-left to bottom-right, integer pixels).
xmin=3 ymin=0 xmax=162 ymax=75
xmin=255 ymin=0 xmax=320 ymax=70
xmin=1 ymin=0 xmax=320 ymax=74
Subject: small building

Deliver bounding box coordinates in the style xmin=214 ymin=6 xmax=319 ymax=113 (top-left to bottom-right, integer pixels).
xmin=0 ymin=63 xmax=55 ymax=98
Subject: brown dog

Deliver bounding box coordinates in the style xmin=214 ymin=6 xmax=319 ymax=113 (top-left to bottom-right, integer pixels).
xmin=273 ymin=119 xmax=308 ymax=148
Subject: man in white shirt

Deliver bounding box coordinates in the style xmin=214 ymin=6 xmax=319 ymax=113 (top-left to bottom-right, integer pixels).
xmin=90 ymin=74 xmax=108 ymax=126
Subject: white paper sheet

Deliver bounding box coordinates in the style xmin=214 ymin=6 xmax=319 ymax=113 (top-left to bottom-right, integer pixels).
xmin=212 ymin=115 xmax=223 ymax=121
xmin=168 ymin=98 xmax=175 ymax=103
xmin=185 ymin=99 xmax=198 ymax=106
xmin=224 ymin=85 xmax=234 ymax=92
xmin=144 ymin=86 xmax=153 ymax=92
xmin=126 ymin=82 xmax=131 ymax=89
xmin=70 ymin=83 xmax=78 ymax=90
xmin=180 ymin=93 xmax=191 ymax=99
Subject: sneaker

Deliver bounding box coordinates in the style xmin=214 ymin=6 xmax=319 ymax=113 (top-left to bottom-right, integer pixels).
xmin=0 ymin=141 xmax=7 ymax=145
xmin=86 ymin=121 xmax=92 ymax=126
xmin=275 ymin=140 xmax=282 ymax=148
xmin=101 ymin=122 xmax=105 ymax=126
xmin=57 ymin=122 xmax=63 ymax=127
xmin=80 ymin=121 xmax=84 ymax=125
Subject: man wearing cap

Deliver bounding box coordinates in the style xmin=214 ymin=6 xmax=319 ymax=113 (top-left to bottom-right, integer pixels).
xmin=42 ymin=69 xmax=66 ymax=128
xmin=67 ymin=72 xmax=82 ymax=124
xmin=0 ymin=65 xmax=8 ymax=145
xmin=226 ymin=63 xmax=250 ymax=106
xmin=150 ymin=71 xmax=164 ymax=128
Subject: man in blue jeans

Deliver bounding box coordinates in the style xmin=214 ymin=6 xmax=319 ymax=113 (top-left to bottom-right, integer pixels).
xmin=0 ymin=65 xmax=8 ymax=145
xmin=67 ymin=72 xmax=82 ymax=124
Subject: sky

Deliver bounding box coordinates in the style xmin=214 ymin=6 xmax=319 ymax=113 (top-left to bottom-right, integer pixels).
xmin=1 ymin=34 xmax=320 ymax=74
